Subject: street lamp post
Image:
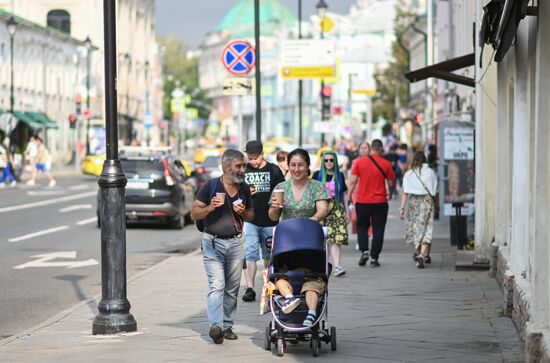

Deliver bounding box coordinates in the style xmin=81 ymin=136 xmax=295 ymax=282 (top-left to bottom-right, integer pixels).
xmin=7 ymin=16 xmax=17 ymax=115
xmin=317 ymin=0 xmax=328 ymax=146
xmin=92 ymin=0 xmax=137 ymax=335
xmin=84 ymin=36 xmax=92 ymax=155
xmin=144 ymin=60 xmax=150 ymax=146
xmin=124 ymin=53 xmax=132 ymax=143
xmin=298 ymin=0 xmax=303 ymax=146
xmin=254 ymin=0 xmax=261 ymax=141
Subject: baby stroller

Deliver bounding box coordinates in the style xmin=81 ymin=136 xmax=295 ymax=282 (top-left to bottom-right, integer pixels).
xmin=264 ymin=218 xmax=336 ymax=357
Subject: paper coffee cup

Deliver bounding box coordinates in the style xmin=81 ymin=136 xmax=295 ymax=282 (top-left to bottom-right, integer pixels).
xmin=273 ymin=189 xmax=284 ymax=207
xmin=216 ymin=192 xmax=226 ymax=204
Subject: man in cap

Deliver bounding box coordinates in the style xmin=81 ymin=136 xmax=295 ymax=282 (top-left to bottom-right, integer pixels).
xmin=241 ymin=140 xmax=285 ymax=302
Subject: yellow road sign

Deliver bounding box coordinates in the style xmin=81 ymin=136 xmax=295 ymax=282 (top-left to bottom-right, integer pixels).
xmin=353 ymin=89 xmax=377 ymax=96
xmin=320 ymin=16 xmax=335 ymax=33
xmin=282 ymin=66 xmax=335 ymax=79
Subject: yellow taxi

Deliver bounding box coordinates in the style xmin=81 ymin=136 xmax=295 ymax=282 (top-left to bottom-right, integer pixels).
xmin=193 ymin=143 xmax=225 ymax=164
xmin=81 ymin=154 xmax=105 ymax=176
xmin=179 ymin=159 xmax=193 ymax=177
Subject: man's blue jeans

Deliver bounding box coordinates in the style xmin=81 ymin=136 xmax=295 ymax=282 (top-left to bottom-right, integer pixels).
xmin=201 ymin=233 xmax=244 ymax=330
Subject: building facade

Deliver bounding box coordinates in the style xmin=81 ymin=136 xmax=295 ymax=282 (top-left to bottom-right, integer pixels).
xmin=0 ymin=0 xmax=162 ymax=156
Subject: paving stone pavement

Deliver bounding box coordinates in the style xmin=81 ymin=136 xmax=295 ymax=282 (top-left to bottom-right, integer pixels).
xmin=0 ymin=204 xmax=524 ymax=362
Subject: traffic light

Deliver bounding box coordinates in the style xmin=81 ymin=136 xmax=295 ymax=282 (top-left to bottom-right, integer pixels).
xmin=321 ymin=85 xmax=332 ymax=121
xmin=68 ymin=114 xmax=77 ymax=129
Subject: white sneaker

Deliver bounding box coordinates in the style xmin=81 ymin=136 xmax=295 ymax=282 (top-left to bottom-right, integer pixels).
xmin=0 ymin=183 xmax=5 ymax=188
xmin=355 ymin=243 xmax=359 ymax=251
xmin=10 ymin=180 xmax=16 ymax=187
xmin=334 ymin=266 xmax=346 ymax=277
xmin=48 ymin=180 xmax=56 ymax=187
xmin=26 ymin=180 xmax=35 ymax=186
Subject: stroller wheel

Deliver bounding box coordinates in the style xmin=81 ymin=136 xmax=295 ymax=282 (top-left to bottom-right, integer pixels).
xmin=330 ymin=326 xmax=337 ymax=351
xmin=311 ymin=334 xmax=320 ymax=357
xmin=264 ymin=326 xmax=271 ymax=351
xmin=277 ymin=337 xmax=284 ymax=357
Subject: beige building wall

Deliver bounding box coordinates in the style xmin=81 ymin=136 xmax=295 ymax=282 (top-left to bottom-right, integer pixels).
xmin=0 ymin=0 xmax=161 ymax=144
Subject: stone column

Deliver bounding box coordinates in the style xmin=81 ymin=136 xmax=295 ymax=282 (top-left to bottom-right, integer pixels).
xmin=510 ymin=20 xmax=530 ymax=276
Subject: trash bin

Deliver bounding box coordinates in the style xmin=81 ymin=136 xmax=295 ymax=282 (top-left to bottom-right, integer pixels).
xmin=450 ymin=202 xmax=467 ymax=249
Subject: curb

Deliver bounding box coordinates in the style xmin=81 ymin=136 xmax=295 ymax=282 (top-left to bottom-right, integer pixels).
xmin=0 ymin=248 xmax=200 ymax=347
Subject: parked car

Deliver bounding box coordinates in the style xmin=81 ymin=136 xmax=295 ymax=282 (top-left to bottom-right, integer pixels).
xmin=96 ymin=149 xmax=196 ymax=229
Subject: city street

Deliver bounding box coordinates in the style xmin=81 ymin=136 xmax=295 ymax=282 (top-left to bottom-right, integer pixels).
xmin=0 ymin=174 xmax=201 ymax=339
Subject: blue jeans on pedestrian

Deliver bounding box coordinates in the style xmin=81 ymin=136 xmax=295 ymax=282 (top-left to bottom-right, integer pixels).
xmin=244 ymin=222 xmax=272 ymax=262
xmin=0 ymin=162 xmax=15 ymax=183
xmin=201 ymin=233 xmax=244 ymax=330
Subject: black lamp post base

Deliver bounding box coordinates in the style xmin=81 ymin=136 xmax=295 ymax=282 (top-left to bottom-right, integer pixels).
xmin=92 ymin=312 xmax=137 ymax=335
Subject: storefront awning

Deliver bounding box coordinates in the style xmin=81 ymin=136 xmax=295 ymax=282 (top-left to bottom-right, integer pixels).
xmin=404 ymin=53 xmax=475 ymax=88
xmin=26 ymin=112 xmax=58 ymax=129
xmin=12 ymin=111 xmax=43 ymax=129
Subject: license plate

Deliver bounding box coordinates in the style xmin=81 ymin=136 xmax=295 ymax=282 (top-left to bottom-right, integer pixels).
xmin=126 ymin=181 xmax=149 ymax=189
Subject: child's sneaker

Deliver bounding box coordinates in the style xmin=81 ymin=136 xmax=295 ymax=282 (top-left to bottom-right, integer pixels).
xmin=10 ymin=180 xmax=16 ymax=187
xmin=303 ymin=312 xmax=316 ymax=327
xmin=281 ymin=297 xmax=301 ymax=314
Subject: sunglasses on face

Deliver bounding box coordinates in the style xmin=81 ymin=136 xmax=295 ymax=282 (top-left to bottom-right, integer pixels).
xmin=324 ymin=158 xmax=334 ymax=163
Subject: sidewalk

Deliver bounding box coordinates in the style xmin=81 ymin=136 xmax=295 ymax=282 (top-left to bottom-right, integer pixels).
xmin=0 ymin=207 xmax=524 ymax=362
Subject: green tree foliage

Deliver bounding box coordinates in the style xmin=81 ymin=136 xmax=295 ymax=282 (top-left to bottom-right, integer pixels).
xmin=372 ymin=7 xmax=415 ymax=123
xmin=158 ymin=35 xmax=211 ymax=121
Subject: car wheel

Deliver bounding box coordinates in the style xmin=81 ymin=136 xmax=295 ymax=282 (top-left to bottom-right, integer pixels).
xmin=172 ymin=214 xmax=184 ymax=230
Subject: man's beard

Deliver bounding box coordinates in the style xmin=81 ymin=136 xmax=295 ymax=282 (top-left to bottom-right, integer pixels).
xmin=228 ymin=171 xmax=244 ymax=183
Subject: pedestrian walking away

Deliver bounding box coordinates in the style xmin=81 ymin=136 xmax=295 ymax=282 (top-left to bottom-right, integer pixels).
xmin=399 ymin=151 xmax=438 ymax=268
xmin=348 ymin=139 xmax=395 ymax=267
xmin=313 ymin=150 xmax=349 ymax=277
xmin=190 ymin=149 xmax=254 ymax=344
xmin=26 ymin=136 xmax=56 ymax=187
xmin=242 ymin=140 xmax=285 ymax=302
xmin=0 ymin=139 xmax=16 ymax=187
xmin=349 ymin=141 xmax=371 ymax=250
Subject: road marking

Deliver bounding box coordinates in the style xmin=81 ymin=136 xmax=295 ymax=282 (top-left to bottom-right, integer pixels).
xmin=60 ymin=204 xmax=93 ymax=213
xmin=8 ymin=226 xmax=69 ymax=242
xmin=14 ymin=251 xmax=99 ymax=269
xmin=68 ymin=184 xmax=91 ymax=191
xmin=27 ymin=191 xmax=66 ymax=196
xmin=8 ymin=226 xmax=69 ymax=243
xmin=76 ymin=217 xmax=97 ymax=225
xmin=0 ymin=191 xmax=96 ymax=214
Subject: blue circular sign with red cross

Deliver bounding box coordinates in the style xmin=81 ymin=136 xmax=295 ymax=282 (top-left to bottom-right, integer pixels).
xmin=221 ymin=40 xmax=256 ymax=76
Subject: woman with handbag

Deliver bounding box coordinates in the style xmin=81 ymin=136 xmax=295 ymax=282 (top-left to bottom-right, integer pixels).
xmin=399 ymin=151 xmax=438 ymax=268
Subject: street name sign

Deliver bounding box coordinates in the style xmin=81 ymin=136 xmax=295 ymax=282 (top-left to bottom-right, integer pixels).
xmin=223 ymin=77 xmax=256 ymax=96
xmin=281 ymin=40 xmax=336 ymax=79
xmin=221 ymin=40 xmax=256 ymax=76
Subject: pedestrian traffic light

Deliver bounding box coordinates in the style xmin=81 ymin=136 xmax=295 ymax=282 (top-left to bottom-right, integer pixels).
xmin=321 ymin=86 xmax=332 ymax=121
xmin=68 ymin=114 xmax=77 ymax=129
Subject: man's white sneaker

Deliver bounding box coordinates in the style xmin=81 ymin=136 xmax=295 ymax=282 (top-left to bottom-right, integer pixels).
xmin=48 ymin=180 xmax=56 ymax=187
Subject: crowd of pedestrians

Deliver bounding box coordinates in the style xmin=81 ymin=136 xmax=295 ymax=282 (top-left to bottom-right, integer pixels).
xmin=191 ymin=137 xmax=439 ymax=344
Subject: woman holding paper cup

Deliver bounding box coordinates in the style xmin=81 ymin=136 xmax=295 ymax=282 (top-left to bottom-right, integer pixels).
xmin=268 ymin=148 xmax=330 ymax=222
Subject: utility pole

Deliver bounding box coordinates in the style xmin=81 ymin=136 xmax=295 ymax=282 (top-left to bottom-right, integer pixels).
xmin=254 ymin=0 xmax=261 ymax=141
xmin=298 ymin=0 xmax=303 ymax=146
xmin=93 ymin=0 xmax=137 ymax=335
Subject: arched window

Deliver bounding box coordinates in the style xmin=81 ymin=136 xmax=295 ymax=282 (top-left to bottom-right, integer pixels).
xmin=47 ymin=10 xmax=70 ymax=34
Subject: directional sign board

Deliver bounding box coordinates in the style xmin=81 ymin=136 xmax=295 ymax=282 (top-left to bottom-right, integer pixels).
xmin=223 ymin=77 xmax=256 ymax=96
xmin=221 ymin=40 xmax=256 ymax=76
xmin=281 ymin=40 xmax=336 ymax=79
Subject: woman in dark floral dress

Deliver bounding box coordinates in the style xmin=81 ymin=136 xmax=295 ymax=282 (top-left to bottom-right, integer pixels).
xmin=313 ymin=150 xmax=349 ymax=277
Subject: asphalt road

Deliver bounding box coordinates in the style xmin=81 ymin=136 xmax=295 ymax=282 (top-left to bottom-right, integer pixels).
xmin=0 ymin=174 xmax=201 ymax=339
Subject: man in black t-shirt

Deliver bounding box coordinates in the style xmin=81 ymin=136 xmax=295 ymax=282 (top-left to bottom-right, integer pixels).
xmin=241 ymin=140 xmax=285 ymax=302
xmin=191 ymin=149 xmax=254 ymax=344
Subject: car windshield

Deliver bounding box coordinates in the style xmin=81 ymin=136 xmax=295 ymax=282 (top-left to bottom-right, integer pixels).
xmin=122 ymin=159 xmax=163 ymax=179
xmin=203 ymin=156 xmax=220 ymax=168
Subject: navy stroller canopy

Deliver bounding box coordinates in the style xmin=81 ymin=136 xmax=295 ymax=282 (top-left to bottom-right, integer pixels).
xmin=272 ymin=219 xmax=326 ymax=274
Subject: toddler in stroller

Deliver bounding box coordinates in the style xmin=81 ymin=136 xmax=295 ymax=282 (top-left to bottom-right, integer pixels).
xmin=264 ymin=218 xmax=336 ymax=357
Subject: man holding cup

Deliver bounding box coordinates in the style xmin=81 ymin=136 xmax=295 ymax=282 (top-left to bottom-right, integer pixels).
xmin=191 ymin=149 xmax=254 ymax=344
xmin=242 ymin=140 xmax=285 ymax=302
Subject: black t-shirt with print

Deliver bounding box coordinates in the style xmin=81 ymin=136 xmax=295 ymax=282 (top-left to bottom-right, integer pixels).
xmin=196 ymin=178 xmax=252 ymax=237
xmin=245 ymin=161 xmax=285 ymax=227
